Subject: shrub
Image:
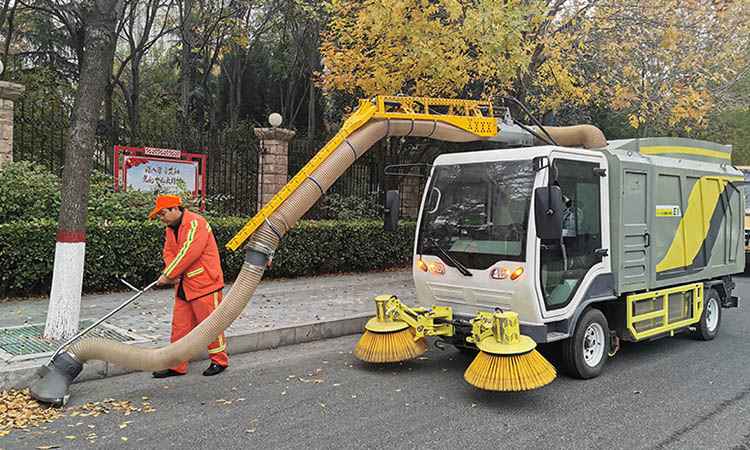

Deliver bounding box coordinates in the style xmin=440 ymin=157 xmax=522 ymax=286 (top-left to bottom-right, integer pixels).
xmin=0 ymin=163 xmax=201 ymax=223
xmin=0 ymin=162 xmax=61 ymax=223
xmin=0 ymin=218 xmax=416 ymax=297
xmin=315 ymin=192 xmax=384 ymax=220
xmin=87 ymin=171 xmax=158 ymax=222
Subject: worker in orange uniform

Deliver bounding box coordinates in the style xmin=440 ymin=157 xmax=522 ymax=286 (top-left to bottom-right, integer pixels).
xmin=148 ymin=194 xmax=228 ymax=378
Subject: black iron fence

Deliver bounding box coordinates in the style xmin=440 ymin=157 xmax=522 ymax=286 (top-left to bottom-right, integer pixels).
xmin=13 ymin=99 xmax=69 ymax=174
xmin=13 ymin=99 xmax=260 ymax=216
xmin=13 ymin=99 xmax=504 ymax=219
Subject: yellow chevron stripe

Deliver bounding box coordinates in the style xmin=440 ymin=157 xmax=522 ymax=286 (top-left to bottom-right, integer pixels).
xmin=186 ymin=267 xmax=205 ymax=278
xmin=655 ymin=176 xmax=738 ymax=272
xmin=208 ymin=293 xmax=226 ymax=354
xmin=641 ymin=146 xmax=731 ymax=160
xmin=164 ymin=220 xmax=198 ymax=277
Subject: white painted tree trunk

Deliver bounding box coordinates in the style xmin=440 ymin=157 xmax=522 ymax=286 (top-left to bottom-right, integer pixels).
xmin=44 ymin=242 xmax=85 ymax=340
xmin=42 ymin=0 xmax=121 ymax=341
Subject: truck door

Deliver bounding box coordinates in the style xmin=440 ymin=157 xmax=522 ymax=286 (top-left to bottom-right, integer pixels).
xmin=539 ymin=155 xmax=608 ymax=313
xmin=621 ymin=167 xmax=651 ymax=291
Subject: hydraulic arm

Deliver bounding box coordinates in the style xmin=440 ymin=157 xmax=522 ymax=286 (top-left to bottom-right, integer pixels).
xmin=226 ymin=96 xmax=499 ymax=251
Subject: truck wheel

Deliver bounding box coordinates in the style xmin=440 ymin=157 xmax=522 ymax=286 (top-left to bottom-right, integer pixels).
xmin=561 ymin=308 xmax=609 ymax=379
xmin=692 ymin=288 xmax=721 ymax=341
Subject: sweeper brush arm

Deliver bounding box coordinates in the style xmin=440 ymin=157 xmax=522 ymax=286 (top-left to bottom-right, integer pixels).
xmin=30 ymin=95 xmax=502 ymax=405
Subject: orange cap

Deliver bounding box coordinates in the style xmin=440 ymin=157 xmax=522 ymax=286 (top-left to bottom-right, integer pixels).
xmin=148 ymin=194 xmax=182 ymax=219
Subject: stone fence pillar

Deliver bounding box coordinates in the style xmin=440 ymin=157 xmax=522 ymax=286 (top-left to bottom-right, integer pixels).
xmin=254 ymin=127 xmax=296 ymax=211
xmin=0 ymin=81 xmax=25 ymax=169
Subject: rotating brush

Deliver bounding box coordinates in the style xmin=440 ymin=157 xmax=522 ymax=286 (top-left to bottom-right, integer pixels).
xmin=464 ymin=311 xmax=556 ymax=391
xmin=354 ymin=295 xmax=426 ymax=363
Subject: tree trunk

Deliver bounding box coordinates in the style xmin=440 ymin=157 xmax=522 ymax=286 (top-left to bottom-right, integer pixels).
xmin=128 ymin=56 xmax=141 ymax=135
xmin=1 ymin=0 xmax=17 ymax=80
xmin=45 ymin=0 xmax=122 ymax=340
xmin=179 ymin=0 xmax=193 ymax=125
xmin=307 ymin=77 xmax=315 ymax=137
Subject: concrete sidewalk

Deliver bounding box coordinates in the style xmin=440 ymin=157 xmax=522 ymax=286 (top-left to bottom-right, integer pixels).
xmin=0 ymin=269 xmax=415 ymax=389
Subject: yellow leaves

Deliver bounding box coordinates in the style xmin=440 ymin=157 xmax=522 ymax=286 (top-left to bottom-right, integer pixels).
xmin=320 ymin=0 xmax=538 ymax=97
xmin=660 ymin=26 xmax=679 ymax=50
xmin=586 ymin=0 xmax=749 ymax=133
xmin=0 ymin=389 xmax=63 ymax=437
xmin=612 ymin=84 xmax=637 ymax=111
xmin=668 ymin=87 xmax=713 ymax=131
xmin=628 ymin=114 xmax=641 ymax=130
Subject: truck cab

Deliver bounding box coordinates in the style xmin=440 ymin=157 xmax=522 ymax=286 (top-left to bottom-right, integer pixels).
xmin=413 ymin=146 xmax=609 ymax=342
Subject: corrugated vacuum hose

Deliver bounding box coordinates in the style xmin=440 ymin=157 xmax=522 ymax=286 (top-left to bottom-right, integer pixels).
xmin=29 ymin=118 xmax=485 ymax=406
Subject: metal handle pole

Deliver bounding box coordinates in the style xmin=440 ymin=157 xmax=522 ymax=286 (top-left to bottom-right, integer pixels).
xmin=47 ymin=279 xmax=160 ymax=364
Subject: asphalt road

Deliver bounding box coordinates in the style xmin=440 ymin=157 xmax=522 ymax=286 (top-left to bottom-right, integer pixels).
xmin=5 ymin=276 xmax=750 ymax=450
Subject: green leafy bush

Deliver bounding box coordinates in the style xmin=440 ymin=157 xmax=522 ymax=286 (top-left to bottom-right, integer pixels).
xmin=0 ymin=163 xmax=198 ymax=223
xmin=0 ymin=162 xmax=61 ymax=223
xmin=315 ymin=193 xmax=384 ymax=220
xmin=87 ymin=171 xmax=158 ymax=222
xmin=0 ymin=218 xmax=416 ymax=297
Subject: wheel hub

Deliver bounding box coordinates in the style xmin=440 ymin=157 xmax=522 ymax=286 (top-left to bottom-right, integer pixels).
xmin=582 ymin=323 xmax=605 ymax=367
xmin=705 ymin=297 xmax=719 ymax=332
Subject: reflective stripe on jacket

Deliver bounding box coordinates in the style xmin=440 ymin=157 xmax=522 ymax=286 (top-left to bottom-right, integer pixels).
xmin=162 ymin=210 xmax=224 ymax=301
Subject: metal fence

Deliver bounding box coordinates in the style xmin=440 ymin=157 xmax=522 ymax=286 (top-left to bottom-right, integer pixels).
xmin=13 ymin=99 xmax=508 ymax=219
xmin=13 ymin=99 xmax=260 ymax=216
xmin=13 ymin=99 xmax=69 ymax=174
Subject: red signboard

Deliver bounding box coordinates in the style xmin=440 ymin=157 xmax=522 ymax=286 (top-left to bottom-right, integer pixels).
xmin=114 ymin=145 xmax=207 ymax=210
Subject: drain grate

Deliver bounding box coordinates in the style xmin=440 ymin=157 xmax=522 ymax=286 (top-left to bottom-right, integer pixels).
xmin=0 ymin=320 xmax=146 ymax=362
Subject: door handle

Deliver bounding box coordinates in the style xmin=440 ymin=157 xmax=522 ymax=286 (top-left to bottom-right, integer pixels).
xmin=644 ymin=232 xmax=650 ymax=248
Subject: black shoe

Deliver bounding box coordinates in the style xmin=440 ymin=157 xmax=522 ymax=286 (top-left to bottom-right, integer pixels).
xmin=152 ymin=369 xmax=185 ymax=379
xmin=202 ymin=363 xmax=227 ymax=377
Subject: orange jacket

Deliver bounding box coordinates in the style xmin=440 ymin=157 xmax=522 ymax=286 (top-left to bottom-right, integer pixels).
xmin=162 ymin=209 xmax=224 ymax=301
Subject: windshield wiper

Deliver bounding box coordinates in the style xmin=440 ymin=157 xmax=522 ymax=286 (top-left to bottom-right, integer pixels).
xmin=426 ymin=238 xmax=473 ymax=277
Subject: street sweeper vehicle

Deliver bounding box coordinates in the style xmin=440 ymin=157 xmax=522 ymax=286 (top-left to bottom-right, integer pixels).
xmin=30 ymin=95 xmax=744 ymax=405
xmin=356 ymin=132 xmax=745 ymax=391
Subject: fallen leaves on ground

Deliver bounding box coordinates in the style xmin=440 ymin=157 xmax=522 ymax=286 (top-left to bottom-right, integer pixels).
xmin=0 ymin=389 xmax=63 ymax=437
xmin=1 ymin=390 xmax=156 ymax=438
xmin=68 ymin=398 xmax=150 ymax=417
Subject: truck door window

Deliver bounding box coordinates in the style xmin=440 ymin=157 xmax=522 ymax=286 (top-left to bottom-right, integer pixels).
xmin=540 ymin=159 xmax=603 ymax=309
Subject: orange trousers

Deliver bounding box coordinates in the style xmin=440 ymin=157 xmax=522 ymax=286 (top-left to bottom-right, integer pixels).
xmin=170 ymin=291 xmax=229 ymax=374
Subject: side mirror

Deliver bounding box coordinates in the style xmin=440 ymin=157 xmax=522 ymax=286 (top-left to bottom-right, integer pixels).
xmin=534 ymin=186 xmax=563 ymax=240
xmin=384 ymin=190 xmax=400 ymax=231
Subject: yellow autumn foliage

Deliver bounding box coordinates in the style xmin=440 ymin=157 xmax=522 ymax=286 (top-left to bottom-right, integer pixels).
xmin=320 ymin=0 xmax=749 ymax=133
xmin=586 ymin=0 xmax=750 ymax=132
xmin=320 ymin=0 xmax=541 ymax=98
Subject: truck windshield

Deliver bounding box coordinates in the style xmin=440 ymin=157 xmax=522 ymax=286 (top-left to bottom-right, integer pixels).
xmin=417 ymin=160 xmax=535 ymax=270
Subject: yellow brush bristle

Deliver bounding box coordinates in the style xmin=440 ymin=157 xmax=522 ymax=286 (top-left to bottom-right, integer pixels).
xmin=354 ymin=329 xmax=427 ymax=363
xmin=463 ymin=349 xmax=556 ymax=391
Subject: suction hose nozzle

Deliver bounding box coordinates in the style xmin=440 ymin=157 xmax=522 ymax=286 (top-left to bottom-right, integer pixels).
xmin=30 ymin=352 xmax=82 ymax=407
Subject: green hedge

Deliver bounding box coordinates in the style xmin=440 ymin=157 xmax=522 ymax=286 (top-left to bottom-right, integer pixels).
xmin=0 ymin=219 xmax=416 ymax=297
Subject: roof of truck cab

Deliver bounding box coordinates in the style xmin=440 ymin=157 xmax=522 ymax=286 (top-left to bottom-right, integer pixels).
xmin=606 ymin=137 xmax=732 ymax=164
xmin=433 ymin=137 xmax=738 ymax=176
xmin=432 ymin=145 xmax=605 ymax=166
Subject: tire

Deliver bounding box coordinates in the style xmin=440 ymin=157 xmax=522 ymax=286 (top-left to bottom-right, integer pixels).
xmin=692 ymin=288 xmax=721 ymax=341
xmin=561 ymin=308 xmax=610 ymax=379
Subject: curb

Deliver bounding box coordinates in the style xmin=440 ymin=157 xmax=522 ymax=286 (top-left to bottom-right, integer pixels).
xmin=0 ymin=313 xmax=371 ymax=391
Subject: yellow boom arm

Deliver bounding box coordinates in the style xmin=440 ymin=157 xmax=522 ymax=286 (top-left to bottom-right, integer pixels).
xmin=227 ymin=96 xmax=498 ymax=251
